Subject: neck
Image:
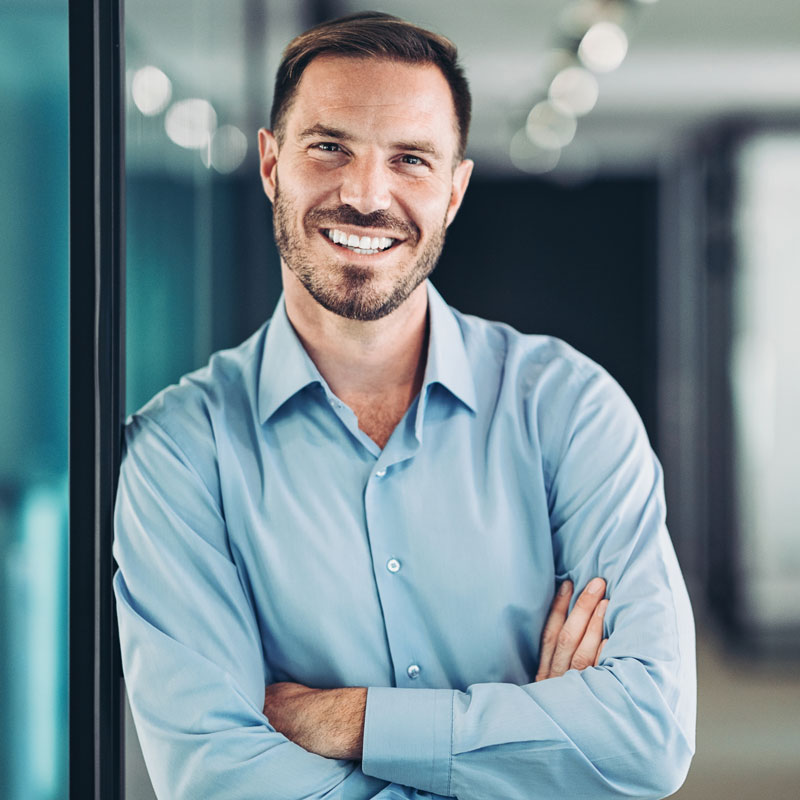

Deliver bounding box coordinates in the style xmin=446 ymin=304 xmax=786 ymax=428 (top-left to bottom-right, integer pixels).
xmin=281 ymin=263 xmax=429 ymax=409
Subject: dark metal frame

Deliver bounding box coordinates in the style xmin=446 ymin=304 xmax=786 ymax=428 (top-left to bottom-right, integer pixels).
xmin=69 ymin=0 xmax=125 ymax=797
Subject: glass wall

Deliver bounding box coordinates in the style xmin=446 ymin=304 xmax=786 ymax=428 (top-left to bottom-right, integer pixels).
xmin=0 ymin=1 xmax=70 ymax=798
xmin=124 ymin=0 xmax=285 ymax=416
xmin=124 ymin=3 xmax=288 ymax=796
xmin=732 ymin=131 xmax=800 ymax=645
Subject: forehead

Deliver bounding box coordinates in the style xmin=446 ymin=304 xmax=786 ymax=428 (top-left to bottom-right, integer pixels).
xmin=287 ymin=55 xmax=459 ymax=152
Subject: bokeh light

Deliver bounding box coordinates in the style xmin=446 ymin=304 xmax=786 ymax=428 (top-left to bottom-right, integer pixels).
xmin=131 ymin=66 xmax=172 ymax=116
xmin=578 ymin=21 xmax=629 ymax=73
xmin=526 ymin=100 xmax=577 ymax=149
xmin=209 ymin=125 xmax=248 ymax=174
xmin=549 ymin=66 xmax=600 ymax=116
xmin=510 ymin=128 xmax=561 ymax=174
xmin=164 ymin=98 xmax=217 ymax=150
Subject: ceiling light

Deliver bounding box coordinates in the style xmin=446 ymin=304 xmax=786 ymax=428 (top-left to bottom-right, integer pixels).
xmin=526 ymin=101 xmax=577 ymax=150
xmin=549 ymin=66 xmax=599 ymax=117
xmin=578 ymin=21 xmax=629 ymax=73
xmin=510 ymin=129 xmax=561 ymax=174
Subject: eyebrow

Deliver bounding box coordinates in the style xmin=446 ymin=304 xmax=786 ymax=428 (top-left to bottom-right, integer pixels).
xmin=297 ymin=124 xmax=444 ymax=162
xmin=393 ymin=140 xmax=443 ymax=160
xmin=298 ymin=124 xmax=351 ymax=141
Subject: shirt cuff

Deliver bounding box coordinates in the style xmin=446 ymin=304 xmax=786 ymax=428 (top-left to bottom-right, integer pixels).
xmin=361 ymin=687 xmax=455 ymax=796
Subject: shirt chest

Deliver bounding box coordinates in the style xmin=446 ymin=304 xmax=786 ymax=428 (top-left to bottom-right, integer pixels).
xmin=222 ymin=391 xmax=557 ymax=692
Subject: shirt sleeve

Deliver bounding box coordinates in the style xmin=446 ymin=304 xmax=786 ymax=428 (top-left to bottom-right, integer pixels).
xmin=114 ymin=412 xmax=413 ymax=800
xmin=361 ymin=368 xmax=696 ymax=799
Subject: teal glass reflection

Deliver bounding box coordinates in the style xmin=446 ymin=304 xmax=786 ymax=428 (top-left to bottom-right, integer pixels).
xmin=0 ymin=2 xmax=69 ymax=798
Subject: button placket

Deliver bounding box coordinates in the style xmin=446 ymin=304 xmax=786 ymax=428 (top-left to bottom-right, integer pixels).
xmin=365 ymin=453 xmax=423 ymax=688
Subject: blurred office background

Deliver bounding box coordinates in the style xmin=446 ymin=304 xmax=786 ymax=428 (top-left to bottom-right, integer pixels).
xmin=2 ymin=0 xmax=799 ymax=798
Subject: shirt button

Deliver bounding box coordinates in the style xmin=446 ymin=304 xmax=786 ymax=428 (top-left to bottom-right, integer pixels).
xmin=386 ymin=558 xmax=401 ymax=573
xmin=407 ymin=664 xmax=421 ymax=679
xmin=375 ymin=468 xmax=387 ymax=478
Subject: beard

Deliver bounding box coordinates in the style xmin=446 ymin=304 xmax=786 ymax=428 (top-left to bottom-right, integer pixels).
xmin=272 ymin=180 xmax=447 ymax=321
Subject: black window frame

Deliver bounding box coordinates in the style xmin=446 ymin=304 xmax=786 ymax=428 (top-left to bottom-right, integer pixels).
xmin=68 ymin=0 xmax=125 ymax=797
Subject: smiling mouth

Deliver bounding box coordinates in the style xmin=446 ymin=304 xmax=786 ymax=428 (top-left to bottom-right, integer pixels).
xmin=323 ymin=228 xmax=400 ymax=255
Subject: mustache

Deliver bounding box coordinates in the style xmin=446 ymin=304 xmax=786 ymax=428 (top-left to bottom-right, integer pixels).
xmin=305 ymin=206 xmax=418 ymax=241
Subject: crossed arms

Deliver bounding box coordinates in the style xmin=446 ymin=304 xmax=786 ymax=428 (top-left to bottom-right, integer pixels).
xmin=262 ymin=578 xmax=609 ymax=761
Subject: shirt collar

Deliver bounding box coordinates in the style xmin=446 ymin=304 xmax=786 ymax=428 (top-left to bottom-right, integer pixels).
xmin=258 ymin=296 xmax=326 ymax=423
xmin=257 ymin=281 xmax=477 ymax=424
xmin=423 ymin=281 xmax=477 ymax=413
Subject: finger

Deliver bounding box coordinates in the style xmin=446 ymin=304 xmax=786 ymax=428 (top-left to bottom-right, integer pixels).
xmin=548 ymin=577 xmax=606 ymax=677
xmin=594 ymin=638 xmax=608 ymax=668
xmin=535 ymin=580 xmax=573 ymax=681
xmin=570 ymin=599 xmax=608 ymax=671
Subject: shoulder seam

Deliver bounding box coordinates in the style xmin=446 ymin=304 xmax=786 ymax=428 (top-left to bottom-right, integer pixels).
xmin=129 ymin=412 xmax=220 ymax=508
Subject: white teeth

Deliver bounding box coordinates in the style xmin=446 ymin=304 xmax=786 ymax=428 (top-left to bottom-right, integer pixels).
xmin=325 ymin=229 xmax=396 ymax=252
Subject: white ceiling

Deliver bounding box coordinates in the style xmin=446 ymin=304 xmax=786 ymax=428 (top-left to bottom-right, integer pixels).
xmin=125 ymin=0 xmax=800 ymax=176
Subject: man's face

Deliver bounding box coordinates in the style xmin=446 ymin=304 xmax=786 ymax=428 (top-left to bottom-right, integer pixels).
xmin=259 ymin=55 xmax=473 ymax=321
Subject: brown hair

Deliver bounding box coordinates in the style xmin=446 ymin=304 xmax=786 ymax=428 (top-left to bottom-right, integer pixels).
xmin=270 ymin=11 xmax=471 ymax=162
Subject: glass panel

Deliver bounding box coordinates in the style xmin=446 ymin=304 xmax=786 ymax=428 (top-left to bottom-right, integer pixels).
xmin=123 ymin=2 xmax=291 ymax=796
xmin=124 ymin=0 xmax=286 ymax=415
xmin=732 ymin=131 xmax=800 ymax=637
xmin=0 ymin=1 xmax=70 ymax=798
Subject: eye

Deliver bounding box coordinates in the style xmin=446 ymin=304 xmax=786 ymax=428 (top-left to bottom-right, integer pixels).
xmin=307 ymin=142 xmax=349 ymax=165
xmin=395 ymin=154 xmax=431 ymax=173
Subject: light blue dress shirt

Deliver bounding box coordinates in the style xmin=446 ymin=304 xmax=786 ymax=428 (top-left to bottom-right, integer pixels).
xmin=114 ymin=282 xmax=695 ymax=800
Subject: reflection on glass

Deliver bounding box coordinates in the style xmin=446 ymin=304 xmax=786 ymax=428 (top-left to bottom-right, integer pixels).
xmin=165 ymin=98 xmax=218 ymax=150
xmin=208 ymin=124 xmax=249 ymax=173
xmin=131 ymin=66 xmax=172 ymax=116
xmin=0 ymin=2 xmax=69 ymax=798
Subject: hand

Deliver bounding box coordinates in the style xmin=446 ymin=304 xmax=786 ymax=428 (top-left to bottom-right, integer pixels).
xmin=535 ymin=577 xmax=608 ymax=681
xmin=262 ymin=681 xmax=367 ymax=760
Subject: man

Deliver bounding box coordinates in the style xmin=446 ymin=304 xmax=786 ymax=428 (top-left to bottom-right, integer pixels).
xmin=114 ymin=12 xmax=695 ymax=800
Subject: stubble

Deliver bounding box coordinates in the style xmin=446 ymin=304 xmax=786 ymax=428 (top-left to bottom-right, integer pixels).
xmin=272 ymin=180 xmax=447 ymax=321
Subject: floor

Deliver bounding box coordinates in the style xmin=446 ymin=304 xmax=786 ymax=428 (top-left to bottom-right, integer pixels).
xmin=672 ymin=623 xmax=800 ymax=799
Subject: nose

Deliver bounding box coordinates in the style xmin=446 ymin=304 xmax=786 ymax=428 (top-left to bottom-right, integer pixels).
xmin=338 ymin=155 xmax=392 ymax=214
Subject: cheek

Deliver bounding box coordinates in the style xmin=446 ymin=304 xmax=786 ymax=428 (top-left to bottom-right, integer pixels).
xmin=281 ymin=161 xmax=339 ymax=206
xmin=404 ymin=192 xmax=452 ymax=234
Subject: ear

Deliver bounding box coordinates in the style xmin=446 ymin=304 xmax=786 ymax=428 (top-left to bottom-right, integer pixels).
xmin=258 ymin=128 xmax=279 ymax=203
xmin=445 ymin=158 xmax=474 ymax=228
